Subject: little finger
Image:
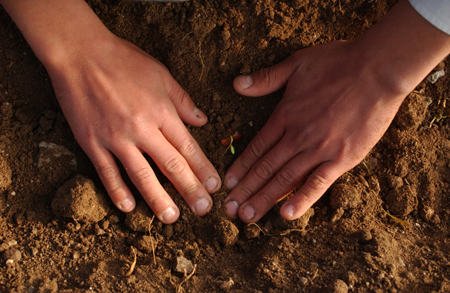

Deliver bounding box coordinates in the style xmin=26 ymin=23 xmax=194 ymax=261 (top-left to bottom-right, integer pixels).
xmin=280 ymin=161 xmax=343 ymax=220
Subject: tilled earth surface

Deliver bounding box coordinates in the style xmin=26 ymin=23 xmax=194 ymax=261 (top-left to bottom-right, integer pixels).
xmin=1 ymin=0 xmax=450 ymax=292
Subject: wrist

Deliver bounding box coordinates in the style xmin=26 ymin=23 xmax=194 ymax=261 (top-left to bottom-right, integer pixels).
xmin=1 ymin=0 xmax=113 ymax=70
xmin=350 ymin=0 xmax=450 ymax=101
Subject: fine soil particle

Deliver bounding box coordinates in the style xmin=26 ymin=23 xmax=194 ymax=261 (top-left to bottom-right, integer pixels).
xmin=2 ymin=0 xmax=450 ymax=292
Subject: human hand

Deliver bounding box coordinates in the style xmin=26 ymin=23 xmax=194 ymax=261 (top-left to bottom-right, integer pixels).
xmin=222 ymin=40 xmax=404 ymax=222
xmin=48 ymin=36 xmax=221 ymax=223
xmin=222 ymin=0 xmax=450 ymax=223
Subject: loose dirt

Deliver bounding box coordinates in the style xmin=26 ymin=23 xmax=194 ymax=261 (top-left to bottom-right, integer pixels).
xmin=1 ymin=0 xmax=450 ymax=292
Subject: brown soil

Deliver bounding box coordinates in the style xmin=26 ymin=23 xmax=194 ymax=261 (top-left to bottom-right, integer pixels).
xmin=1 ymin=0 xmax=450 ymax=292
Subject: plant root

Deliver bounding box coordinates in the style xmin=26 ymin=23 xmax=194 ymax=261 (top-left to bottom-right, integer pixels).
xmin=125 ymin=246 xmax=137 ymax=276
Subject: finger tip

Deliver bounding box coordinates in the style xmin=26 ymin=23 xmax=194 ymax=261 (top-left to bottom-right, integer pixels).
xmin=224 ymin=175 xmax=238 ymax=190
xmin=280 ymin=202 xmax=293 ymax=217
xmin=239 ymin=204 xmax=257 ymax=223
xmin=160 ymin=206 xmax=179 ymax=224
xmin=205 ymin=176 xmax=221 ymax=193
xmin=117 ymin=198 xmax=136 ymax=213
xmin=223 ymin=199 xmax=239 ymax=219
xmin=193 ymin=197 xmax=212 ymax=216
xmin=234 ymin=75 xmax=253 ymax=91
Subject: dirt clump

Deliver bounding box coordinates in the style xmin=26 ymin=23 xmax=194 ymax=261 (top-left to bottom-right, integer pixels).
xmin=125 ymin=200 xmax=154 ymax=232
xmin=393 ymin=92 xmax=429 ymax=130
xmin=51 ymin=175 xmax=110 ymax=222
xmin=214 ymin=217 xmax=239 ymax=246
xmin=385 ymin=184 xmax=418 ymax=216
xmin=329 ymin=183 xmax=362 ymax=210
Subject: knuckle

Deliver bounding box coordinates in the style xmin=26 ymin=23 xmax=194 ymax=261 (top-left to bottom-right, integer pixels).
xmin=182 ymin=180 xmax=200 ymax=196
xmin=96 ymin=164 xmax=123 ymax=194
xmin=133 ymin=167 xmax=153 ymax=187
xmin=276 ymin=168 xmax=296 ymax=187
xmin=259 ymin=192 xmax=273 ymax=206
xmin=179 ymin=138 xmax=197 ymax=158
xmin=254 ymin=160 xmax=274 ymax=181
xmin=248 ymin=138 xmax=265 ymax=159
xmin=164 ymin=156 xmax=186 ymax=175
xmin=236 ymin=185 xmax=254 ymax=201
xmin=306 ymin=173 xmax=329 ymax=192
xmin=145 ymin=192 xmax=166 ymax=208
xmin=97 ymin=164 xmax=119 ymax=182
xmin=260 ymin=67 xmax=276 ymax=88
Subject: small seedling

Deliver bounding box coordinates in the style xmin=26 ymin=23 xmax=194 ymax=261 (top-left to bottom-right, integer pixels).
xmin=221 ymin=131 xmax=243 ymax=155
xmin=222 ymin=135 xmax=235 ymax=155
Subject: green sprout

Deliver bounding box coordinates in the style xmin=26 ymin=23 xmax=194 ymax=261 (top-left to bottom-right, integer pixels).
xmin=224 ymin=135 xmax=235 ymax=155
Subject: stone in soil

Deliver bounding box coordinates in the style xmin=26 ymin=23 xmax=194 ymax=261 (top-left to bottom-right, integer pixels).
xmin=51 ymin=175 xmax=110 ymax=223
xmin=125 ymin=201 xmax=154 ymax=232
xmin=173 ymin=256 xmax=194 ymax=275
xmin=2 ymin=248 xmax=21 ymax=262
xmin=215 ymin=218 xmax=239 ymax=247
xmin=419 ymin=206 xmax=435 ymax=222
xmin=331 ymin=279 xmax=349 ymax=293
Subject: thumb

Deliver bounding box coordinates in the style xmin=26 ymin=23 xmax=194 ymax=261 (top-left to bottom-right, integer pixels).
xmin=233 ymin=52 xmax=302 ymax=97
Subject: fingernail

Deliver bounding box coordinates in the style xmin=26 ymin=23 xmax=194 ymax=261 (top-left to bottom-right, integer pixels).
xmin=236 ymin=75 xmax=253 ymax=90
xmin=194 ymin=107 xmax=205 ymax=119
xmin=284 ymin=204 xmax=295 ymax=217
xmin=205 ymin=177 xmax=219 ymax=193
xmin=225 ymin=200 xmax=239 ymax=216
xmin=225 ymin=176 xmax=238 ymax=189
xmin=243 ymin=205 xmax=255 ymax=220
xmin=118 ymin=198 xmax=134 ymax=212
xmin=194 ymin=198 xmax=210 ymax=214
xmin=161 ymin=207 xmax=177 ymax=222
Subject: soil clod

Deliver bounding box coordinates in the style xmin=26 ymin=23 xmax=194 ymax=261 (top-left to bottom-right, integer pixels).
xmin=52 ymin=175 xmax=110 ymax=223
xmin=214 ymin=218 xmax=239 ymax=246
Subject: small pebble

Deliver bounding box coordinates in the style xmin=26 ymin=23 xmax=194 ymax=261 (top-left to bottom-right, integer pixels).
xmin=31 ymin=247 xmax=38 ymax=257
xmin=332 ymin=279 xmax=349 ymax=293
xmin=173 ymin=256 xmax=194 ymax=275
xmin=3 ymin=248 xmax=21 ymax=262
xmin=299 ymin=277 xmax=308 ymax=285
xmin=427 ymin=68 xmax=445 ymax=84
xmin=219 ymin=278 xmax=234 ymax=291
